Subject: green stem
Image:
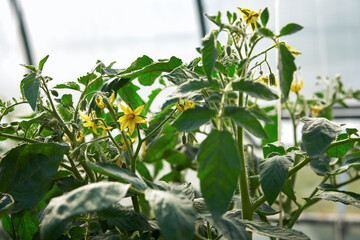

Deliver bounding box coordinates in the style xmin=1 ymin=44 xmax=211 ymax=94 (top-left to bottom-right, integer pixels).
xmin=0 ymin=101 xmax=27 ymax=121
xmin=287 ymin=175 xmax=329 ymax=228
xmin=237 ymin=92 xmax=252 ymax=221
xmin=207 ymin=221 xmax=213 ymax=240
xmin=326 ymin=137 xmax=360 ymax=151
xmin=73 ymin=75 xmax=103 ymax=122
xmin=66 ymin=153 xmax=84 ymax=181
xmin=0 ymin=132 xmax=41 ymax=144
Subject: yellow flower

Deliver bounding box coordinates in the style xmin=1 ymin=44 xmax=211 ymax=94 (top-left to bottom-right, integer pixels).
xmin=310 ymin=105 xmax=323 ymax=117
xmin=63 ymin=134 xmax=73 ymax=146
xmin=95 ymin=96 xmax=105 ymax=109
xmin=117 ymin=104 xmax=147 ymax=134
xmin=79 ymin=111 xmax=112 ymax=136
xmin=109 ymin=90 xmax=116 ymax=105
xmin=273 ymin=42 xmax=301 ymax=56
xmin=258 ymin=75 xmax=269 ymax=85
xmin=175 ymin=99 xmax=194 ymax=112
xmin=75 ymin=131 xmax=84 ymax=143
xmin=239 ymin=8 xmax=261 ymax=30
xmin=290 ymin=78 xmax=303 ymax=96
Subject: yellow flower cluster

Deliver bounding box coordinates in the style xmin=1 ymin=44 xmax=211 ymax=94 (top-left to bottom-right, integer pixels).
xmin=239 ymin=8 xmax=262 ymax=30
xmin=79 ymin=111 xmax=112 ymax=136
xmin=95 ymin=90 xmax=116 ymax=109
xmin=175 ymin=99 xmax=194 ymax=112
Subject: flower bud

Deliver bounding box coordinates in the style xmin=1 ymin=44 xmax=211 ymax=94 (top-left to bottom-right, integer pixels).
xmin=269 ymin=73 xmax=276 ymax=86
xmin=50 ymin=90 xmax=59 ymax=97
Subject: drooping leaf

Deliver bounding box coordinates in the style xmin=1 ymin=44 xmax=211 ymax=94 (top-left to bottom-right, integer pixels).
xmin=172 ymin=106 xmax=216 ymax=132
xmin=53 ymin=81 xmax=81 ymax=91
xmin=0 ymin=143 xmax=68 ymax=213
xmin=261 ymin=114 xmax=278 ymax=146
xmin=98 ymin=205 xmax=158 ymax=231
xmin=279 ymin=23 xmax=304 ymax=36
xmin=259 ymin=155 xmax=293 ymax=205
xmin=202 ymin=30 xmax=219 ymax=81
xmin=54 ymin=175 xmax=86 ymax=192
xmin=310 ymin=154 xmax=331 ymax=176
xmin=13 ymin=209 xmax=39 ymax=240
xmin=278 ymin=43 xmax=296 ymax=101
xmin=255 ymin=203 xmax=280 ymax=216
xmin=301 ymin=117 xmax=341 ymax=158
xmin=0 ymin=193 xmax=14 ymax=218
xmin=87 ymin=162 xmax=148 ymax=191
xmin=145 ymin=189 xmax=196 ymax=240
xmin=313 ymin=190 xmax=360 ymax=208
xmin=197 ymin=130 xmax=240 ymax=219
xmin=260 ymin=7 xmax=269 ymax=27
xmin=40 ymin=182 xmax=130 ymax=240
xmin=224 ymin=106 xmax=268 ymax=139
xmin=20 ymin=73 xmax=40 ymax=111
xmin=232 ymin=79 xmax=278 ymax=101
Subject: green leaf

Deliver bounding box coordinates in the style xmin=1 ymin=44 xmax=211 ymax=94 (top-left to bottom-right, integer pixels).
xmin=122 ymin=55 xmax=159 ymax=86
xmin=197 ymin=130 xmax=241 ymax=219
xmin=20 ymin=73 xmax=40 ymax=111
xmin=0 ymin=193 xmax=14 ymax=218
xmin=282 ymin=179 xmax=297 ymax=201
xmin=54 ymin=176 xmax=86 ymax=192
xmin=261 ymin=114 xmax=278 ymax=146
xmin=255 ymin=203 xmax=280 ymax=216
xmin=119 ymin=82 xmax=144 ymax=111
xmin=99 ymin=205 xmax=158 ymax=231
xmin=143 ymin=133 xmax=178 ymax=163
xmin=279 ymin=23 xmax=304 ymax=36
xmin=263 ymin=141 xmax=285 ymax=158
xmin=19 ymin=112 xmax=48 ymax=130
xmin=53 ymin=81 xmax=81 ymax=91
xmin=38 ymin=55 xmax=49 ymax=71
xmin=224 ymin=106 xmax=268 ymax=139
xmin=145 ymin=189 xmax=196 ymax=240
xmin=165 ymin=150 xmax=192 ymax=167
xmin=202 ymin=30 xmax=219 ymax=81
xmin=61 ymin=94 xmax=73 ymax=108
xmin=313 ymin=190 xmax=360 ymax=208
xmin=232 ymin=79 xmax=278 ymax=101
xmin=77 ymin=72 xmax=97 ymax=86
xmin=277 ymin=43 xmax=296 ymax=101
xmin=87 ymin=162 xmax=148 ymax=191
xmin=0 ymin=143 xmax=68 ymax=213
xmin=1 ymin=215 xmax=15 ymax=239
xmin=301 ymin=117 xmax=341 ymax=158
xmin=346 ymin=128 xmax=359 ymax=137
xmin=260 ymin=8 xmax=269 ymax=27
xmin=172 ymin=106 xmax=216 ymax=132
xmin=122 ymin=55 xmax=154 ymax=75
xmin=118 ymin=57 xmax=182 ymax=82
xmin=326 ymin=133 xmax=354 ymax=158
xmin=260 ymin=155 xmax=293 ymax=205
xmin=175 ymin=79 xmax=213 ymax=94
xmin=13 ymin=209 xmax=39 ymax=240
xmin=40 ymin=182 xmax=130 ymax=240
xmin=241 ymin=220 xmax=310 ymax=239
xmin=144 ymin=88 xmax=161 ymax=115
xmin=165 ymin=67 xmax=201 ymax=85
xmin=258 ymin=28 xmax=274 ymax=37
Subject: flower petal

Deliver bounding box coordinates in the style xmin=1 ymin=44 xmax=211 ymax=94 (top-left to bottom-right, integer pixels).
xmin=120 ymin=118 xmax=129 ymax=132
xmin=79 ymin=112 xmax=90 ymax=121
xmin=133 ymin=105 xmax=145 ymax=115
xmin=117 ymin=115 xmax=127 ymax=123
xmin=134 ymin=116 xmax=147 ymax=124
xmin=119 ymin=103 xmax=130 ymax=114
xmin=128 ymin=121 xmax=136 ymax=135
